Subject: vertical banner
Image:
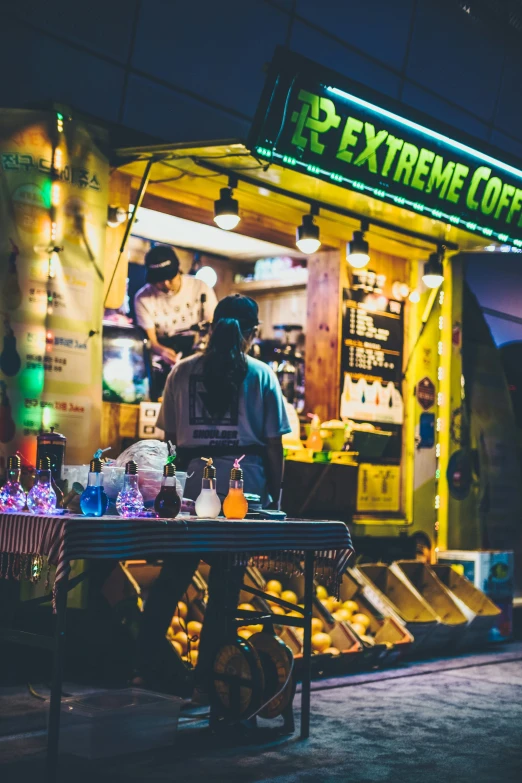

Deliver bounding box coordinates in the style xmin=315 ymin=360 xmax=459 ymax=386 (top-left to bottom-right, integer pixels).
xmin=0 ymin=109 xmax=108 ymax=468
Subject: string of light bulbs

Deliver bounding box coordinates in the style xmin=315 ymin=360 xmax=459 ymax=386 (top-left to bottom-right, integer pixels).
xmin=208 ymin=163 xmax=455 ymax=274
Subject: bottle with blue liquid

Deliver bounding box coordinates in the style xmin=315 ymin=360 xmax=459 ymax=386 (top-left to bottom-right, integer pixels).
xmin=80 ymin=457 xmax=108 ymax=517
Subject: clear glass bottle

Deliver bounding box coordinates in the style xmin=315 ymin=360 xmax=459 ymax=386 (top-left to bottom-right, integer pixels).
xmin=223 ymin=458 xmax=248 ymax=520
xmin=116 ymin=460 xmax=144 ymax=518
xmin=195 ymin=458 xmax=221 ymax=519
xmin=80 ymin=457 xmax=108 ymax=517
xmin=27 ymin=456 xmax=57 ymax=514
xmin=0 ymin=454 xmax=26 ymax=511
xmin=154 ymin=462 xmax=181 ymax=518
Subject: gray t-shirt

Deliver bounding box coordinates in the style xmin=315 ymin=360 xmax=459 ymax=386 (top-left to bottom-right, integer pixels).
xmin=157 ymin=353 xmax=291 ymax=502
xmin=134 ymin=276 xmax=217 ymax=338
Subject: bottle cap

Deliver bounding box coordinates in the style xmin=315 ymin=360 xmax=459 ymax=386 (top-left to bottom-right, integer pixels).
xmin=7 ymin=454 xmax=21 ymax=471
xmin=230 ymin=455 xmax=245 ymax=481
xmin=90 ymin=457 xmax=103 ymax=473
xmin=163 ymin=462 xmax=176 ymax=478
xmin=125 ymin=460 xmax=138 ymax=475
xmin=201 ymin=457 xmax=216 ymax=480
xmin=37 ymin=456 xmax=51 ymax=471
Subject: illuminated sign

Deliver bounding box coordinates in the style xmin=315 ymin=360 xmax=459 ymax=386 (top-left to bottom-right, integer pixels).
xmin=250 ymin=48 xmax=522 ymax=246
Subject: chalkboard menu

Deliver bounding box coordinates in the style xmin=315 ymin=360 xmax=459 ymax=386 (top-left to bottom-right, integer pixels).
xmin=341 ymin=294 xmax=404 ymax=386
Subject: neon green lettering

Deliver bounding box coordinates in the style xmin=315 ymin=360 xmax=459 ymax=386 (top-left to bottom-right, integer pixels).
xmin=466 ymin=166 xmax=491 ymax=210
xmin=353 ymin=123 xmax=388 ymax=173
xmin=411 ymin=148 xmax=435 ymax=191
xmin=426 ymin=156 xmax=455 ymax=199
xmin=508 ymin=189 xmax=522 ymax=224
xmin=494 ymin=183 xmax=515 ymax=220
xmin=446 ymin=163 xmax=469 ymax=204
xmin=381 ymin=136 xmax=404 ymax=177
xmin=336 ymin=116 xmax=364 ymax=163
xmin=393 ymin=143 xmax=419 ymax=186
xmin=481 ymin=177 xmax=502 ymax=216
xmin=291 ymin=90 xmax=341 ymax=154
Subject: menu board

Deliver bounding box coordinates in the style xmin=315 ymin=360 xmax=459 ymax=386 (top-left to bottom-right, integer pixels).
xmin=340 ymin=292 xmax=404 ymax=424
xmin=341 ymin=295 xmax=403 ymax=385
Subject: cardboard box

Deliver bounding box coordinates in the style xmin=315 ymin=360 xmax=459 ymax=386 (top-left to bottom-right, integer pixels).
xmin=437 ymin=550 xmax=514 ymax=641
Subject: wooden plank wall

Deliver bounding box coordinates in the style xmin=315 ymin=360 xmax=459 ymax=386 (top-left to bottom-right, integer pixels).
xmin=305 ymin=250 xmax=344 ymax=421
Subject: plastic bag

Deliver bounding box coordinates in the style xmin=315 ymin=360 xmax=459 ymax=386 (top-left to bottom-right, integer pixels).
xmin=114 ymin=439 xmax=170 ymax=471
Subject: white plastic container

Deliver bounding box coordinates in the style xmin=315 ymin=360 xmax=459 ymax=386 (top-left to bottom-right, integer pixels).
xmin=57 ymin=689 xmax=182 ymax=759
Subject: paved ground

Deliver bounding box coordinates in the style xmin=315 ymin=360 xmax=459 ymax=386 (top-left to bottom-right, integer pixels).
xmin=1 ymin=644 xmax=522 ymax=783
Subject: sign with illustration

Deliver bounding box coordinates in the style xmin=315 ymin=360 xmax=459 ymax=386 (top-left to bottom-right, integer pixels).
xmin=0 ymin=109 xmax=108 ymax=466
xmin=356 ymin=463 xmax=401 ymax=512
xmin=251 ymin=48 xmax=522 ymax=246
xmin=417 ymin=377 xmax=436 ymax=410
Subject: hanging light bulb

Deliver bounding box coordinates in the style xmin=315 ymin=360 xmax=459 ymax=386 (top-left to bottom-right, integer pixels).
xmin=107 ymin=205 xmax=128 ymax=228
xmin=408 ymin=289 xmax=421 ymax=303
xmin=347 ymin=221 xmax=370 ymax=268
xmin=214 ymin=175 xmax=240 ymax=230
xmin=296 ymin=204 xmax=321 ymax=254
xmin=422 ymin=247 xmax=445 ymax=289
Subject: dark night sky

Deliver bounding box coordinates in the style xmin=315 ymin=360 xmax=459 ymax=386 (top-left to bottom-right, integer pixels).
xmin=465 ymin=251 xmax=522 ymax=345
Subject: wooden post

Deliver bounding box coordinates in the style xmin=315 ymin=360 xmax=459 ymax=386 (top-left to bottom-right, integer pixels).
xmin=305 ymin=249 xmax=344 ymax=420
xmin=105 ymin=170 xmax=132 ymax=309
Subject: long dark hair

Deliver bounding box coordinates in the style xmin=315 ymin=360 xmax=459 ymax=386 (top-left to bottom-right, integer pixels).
xmin=201 ymin=318 xmax=250 ymax=418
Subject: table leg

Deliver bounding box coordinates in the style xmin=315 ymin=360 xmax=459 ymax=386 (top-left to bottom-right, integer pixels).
xmin=301 ymin=550 xmax=314 ymax=740
xmin=46 ymin=580 xmax=67 ymax=783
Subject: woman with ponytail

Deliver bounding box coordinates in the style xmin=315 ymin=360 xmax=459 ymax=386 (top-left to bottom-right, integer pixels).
xmin=135 ymin=295 xmax=291 ymax=697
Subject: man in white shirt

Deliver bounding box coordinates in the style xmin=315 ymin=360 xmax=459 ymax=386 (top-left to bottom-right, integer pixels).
xmin=134 ymin=245 xmax=217 ymax=365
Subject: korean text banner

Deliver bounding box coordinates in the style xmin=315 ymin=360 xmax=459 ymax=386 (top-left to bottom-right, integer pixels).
xmin=250 ymin=49 xmax=522 ymax=246
xmin=0 ymin=109 xmax=108 ymax=467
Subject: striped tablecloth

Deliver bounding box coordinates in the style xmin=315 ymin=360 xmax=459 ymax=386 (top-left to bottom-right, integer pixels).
xmin=0 ymin=513 xmax=354 ymax=609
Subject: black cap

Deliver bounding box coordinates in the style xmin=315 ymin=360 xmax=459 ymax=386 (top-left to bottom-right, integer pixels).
xmin=213 ymin=294 xmax=259 ymax=330
xmin=145 ymin=245 xmax=180 ymax=284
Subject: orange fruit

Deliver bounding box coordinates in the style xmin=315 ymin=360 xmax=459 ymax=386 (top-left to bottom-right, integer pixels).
xmin=311 ymin=632 xmax=332 ymax=653
xmin=286 ymin=609 xmax=302 ymax=618
xmin=170 ymin=616 xmax=183 ymax=632
xmin=187 ymin=649 xmax=198 ymax=666
xmin=271 ymin=605 xmax=285 ymax=615
xmin=316 ymin=585 xmax=328 ymax=600
xmin=177 ymin=601 xmax=188 ymax=619
xmin=173 ymin=631 xmax=188 ymax=653
xmin=171 ymin=640 xmax=183 ymax=656
xmin=266 ymin=580 xmax=282 ymax=595
xmin=343 ymin=600 xmax=359 ymax=614
xmin=332 ymin=608 xmax=352 ymax=622
xmin=187 ymin=620 xmax=202 ymax=637
xmin=238 ymin=628 xmax=252 ymax=640
xmin=350 ymin=622 xmax=366 ymax=636
xmin=325 ymin=647 xmax=340 ymax=656
xmin=281 ymin=590 xmax=298 ymax=605
xmin=352 ymin=613 xmax=371 ymax=630
xmin=238 ymin=603 xmax=255 ymax=612
xmin=246 ymin=624 xmax=263 ymax=634
xmin=311 ymin=617 xmax=323 ymax=634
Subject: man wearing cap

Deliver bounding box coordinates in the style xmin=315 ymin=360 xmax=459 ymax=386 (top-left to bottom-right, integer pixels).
xmin=134 ymin=244 xmax=217 ymax=365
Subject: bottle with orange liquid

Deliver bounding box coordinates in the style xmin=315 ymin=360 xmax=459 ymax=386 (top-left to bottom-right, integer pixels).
xmin=306 ymin=414 xmax=323 ymax=451
xmin=223 ymin=456 xmax=248 ymax=520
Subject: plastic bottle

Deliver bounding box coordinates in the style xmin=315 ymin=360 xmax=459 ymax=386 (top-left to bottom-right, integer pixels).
xmin=0 ymin=454 xmax=26 ymax=511
xmin=80 ymin=457 xmax=109 ymax=517
xmin=116 ymin=460 xmax=144 ymax=518
xmin=27 ymin=456 xmax=57 ymax=514
xmin=306 ymin=414 xmax=323 ymax=451
xmin=223 ymin=456 xmax=248 ymax=520
xmin=195 ymin=458 xmax=221 ymax=519
xmin=154 ymin=461 xmax=181 ymax=519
